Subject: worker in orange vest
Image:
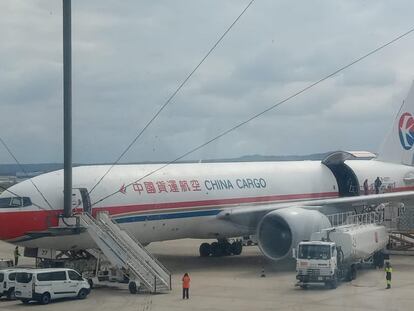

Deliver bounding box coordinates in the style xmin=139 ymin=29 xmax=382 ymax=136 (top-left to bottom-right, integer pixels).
xmin=182 ymin=273 xmax=190 ymax=299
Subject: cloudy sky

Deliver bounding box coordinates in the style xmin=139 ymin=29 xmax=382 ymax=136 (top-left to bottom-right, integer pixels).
xmin=1 ymin=0 xmax=414 ymax=164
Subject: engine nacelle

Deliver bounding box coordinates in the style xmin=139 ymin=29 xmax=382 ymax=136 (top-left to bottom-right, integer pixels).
xmin=257 ymin=207 xmax=331 ymax=260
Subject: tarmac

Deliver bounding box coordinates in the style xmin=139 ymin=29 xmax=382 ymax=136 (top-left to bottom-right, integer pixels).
xmin=1 ymin=239 xmax=414 ymax=311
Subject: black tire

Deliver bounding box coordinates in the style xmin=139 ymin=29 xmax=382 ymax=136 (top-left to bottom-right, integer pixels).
xmin=7 ymin=288 xmax=15 ymax=300
xmin=40 ymin=293 xmax=51 ymax=305
xmin=374 ymin=252 xmax=385 ymax=268
xmin=328 ymin=279 xmax=337 ymax=289
xmin=231 ymin=241 xmax=243 ymax=256
xmin=344 ymin=268 xmax=352 ymax=282
xmin=211 ymin=242 xmax=223 ymax=257
xmin=77 ymin=288 xmax=88 ymax=299
xmin=20 ymin=299 xmax=30 ymax=304
xmin=222 ymin=241 xmax=233 ymax=256
xmin=199 ymin=243 xmax=211 ymax=257
xmin=351 ymin=265 xmax=357 ymax=280
xmin=129 ymin=281 xmax=138 ymax=294
xmin=88 ymin=278 xmax=94 ymax=289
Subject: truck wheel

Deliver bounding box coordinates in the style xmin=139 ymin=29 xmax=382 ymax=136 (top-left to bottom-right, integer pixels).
xmin=351 ymin=266 xmax=357 ymax=280
xmin=40 ymin=293 xmax=51 ymax=305
xmin=129 ymin=281 xmax=138 ymax=294
xmin=88 ymin=278 xmax=94 ymax=289
xmin=330 ymin=279 xmax=337 ymax=289
xmin=374 ymin=252 xmax=385 ymax=268
xmin=77 ymin=288 xmax=89 ymax=299
xmin=345 ymin=268 xmax=353 ymax=282
xmin=7 ymin=288 xmax=15 ymax=300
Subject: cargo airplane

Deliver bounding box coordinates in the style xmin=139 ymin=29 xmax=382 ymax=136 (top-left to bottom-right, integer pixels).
xmin=1 ymin=84 xmax=414 ymax=261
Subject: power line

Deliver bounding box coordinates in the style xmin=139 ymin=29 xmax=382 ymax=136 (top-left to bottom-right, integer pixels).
xmin=91 ymin=26 xmax=414 ymax=206
xmin=0 ymin=136 xmax=53 ymax=210
xmin=88 ymin=0 xmax=256 ymax=196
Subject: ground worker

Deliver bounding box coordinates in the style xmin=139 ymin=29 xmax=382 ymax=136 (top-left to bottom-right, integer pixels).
xmin=182 ymin=273 xmax=190 ymax=299
xmin=375 ymin=177 xmax=382 ymax=194
xmin=363 ymin=179 xmax=369 ymax=195
xmin=14 ymin=246 xmax=20 ymax=266
xmin=385 ymin=261 xmax=392 ymax=289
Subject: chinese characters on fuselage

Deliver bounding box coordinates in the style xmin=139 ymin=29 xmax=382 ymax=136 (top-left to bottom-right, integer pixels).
xmin=125 ymin=178 xmax=267 ymax=195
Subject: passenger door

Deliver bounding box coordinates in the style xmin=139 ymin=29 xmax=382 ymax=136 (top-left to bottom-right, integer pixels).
xmin=50 ymin=271 xmax=73 ymax=299
xmin=72 ymin=188 xmax=92 ymax=214
xmin=8 ymin=272 xmax=16 ymax=291
xmin=67 ymin=270 xmax=84 ymax=293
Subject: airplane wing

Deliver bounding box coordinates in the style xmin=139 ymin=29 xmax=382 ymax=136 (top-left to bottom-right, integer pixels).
xmin=217 ymin=191 xmax=414 ymax=228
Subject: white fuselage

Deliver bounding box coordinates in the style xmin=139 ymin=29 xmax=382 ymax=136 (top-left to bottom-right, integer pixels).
xmin=0 ymin=159 xmax=413 ymax=250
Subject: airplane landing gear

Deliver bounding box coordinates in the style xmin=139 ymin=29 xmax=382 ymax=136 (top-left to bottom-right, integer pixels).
xmin=199 ymin=239 xmax=243 ymax=257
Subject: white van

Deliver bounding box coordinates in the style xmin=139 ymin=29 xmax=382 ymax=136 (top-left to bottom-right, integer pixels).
xmin=0 ymin=269 xmax=21 ymax=299
xmin=15 ymin=268 xmax=90 ymax=304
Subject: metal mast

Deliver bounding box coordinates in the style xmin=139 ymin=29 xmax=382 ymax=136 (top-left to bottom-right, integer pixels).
xmin=63 ymin=0 xmax=72 ymax=218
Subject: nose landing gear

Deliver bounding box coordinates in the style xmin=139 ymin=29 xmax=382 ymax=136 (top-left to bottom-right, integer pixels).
xmin=199 ymin=239 xmax=243 ymax=257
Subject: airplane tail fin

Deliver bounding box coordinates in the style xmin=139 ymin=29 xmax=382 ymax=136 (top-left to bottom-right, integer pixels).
xmin=377 ymin=81 xmax=414 ymax=166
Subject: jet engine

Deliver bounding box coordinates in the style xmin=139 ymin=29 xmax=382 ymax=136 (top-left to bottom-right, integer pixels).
xmin=257 ymin=207 xmax=331 ymax=260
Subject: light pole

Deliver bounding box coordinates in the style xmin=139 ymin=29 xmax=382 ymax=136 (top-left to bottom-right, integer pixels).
xmin=63 ymin=0 xmax=72 ymax=218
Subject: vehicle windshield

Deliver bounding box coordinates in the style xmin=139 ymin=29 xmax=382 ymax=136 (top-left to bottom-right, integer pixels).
xmin=298 ymin=244 xmax=331 ymax=260
xmin=16 ymin=272 xmax=33 ymax=283
xmin=0 ymin=197 xmax=32 ymax=208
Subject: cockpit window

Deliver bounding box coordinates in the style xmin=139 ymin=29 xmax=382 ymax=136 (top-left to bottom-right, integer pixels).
xmin=0 ymin=197 xmax=32 ymax=208
xmin=22 ymin=197 xmax=32 ymax=206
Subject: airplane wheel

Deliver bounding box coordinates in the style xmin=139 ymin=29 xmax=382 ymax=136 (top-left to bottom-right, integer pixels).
xmin=222 ymin=241 xmax=233 ymax=256
xmin=211 ymin=242 xmax=223 ymax=257
xmin=199 ymin=243 xmax=211 ymax=257
xmin=231 ymin=241 xmax=243 ymax=255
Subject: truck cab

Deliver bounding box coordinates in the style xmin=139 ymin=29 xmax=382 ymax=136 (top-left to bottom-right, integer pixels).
xmin=296 ymin=241 xmax=338 ymax=288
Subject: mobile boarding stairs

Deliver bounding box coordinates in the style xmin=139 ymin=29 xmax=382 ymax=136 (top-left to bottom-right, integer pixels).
xmin=77 ymin=212 xmax=171 ymax=293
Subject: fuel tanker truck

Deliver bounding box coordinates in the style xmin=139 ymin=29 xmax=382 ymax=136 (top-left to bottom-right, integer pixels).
xmin=295 ymin=223 xmax=388 ymax=289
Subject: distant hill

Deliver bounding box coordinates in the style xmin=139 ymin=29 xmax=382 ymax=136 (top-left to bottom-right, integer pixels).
xmin=0 ymin=152 xmax=333 ymax=177
xmin=0 ymin=163 xmax=64 ymax=176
